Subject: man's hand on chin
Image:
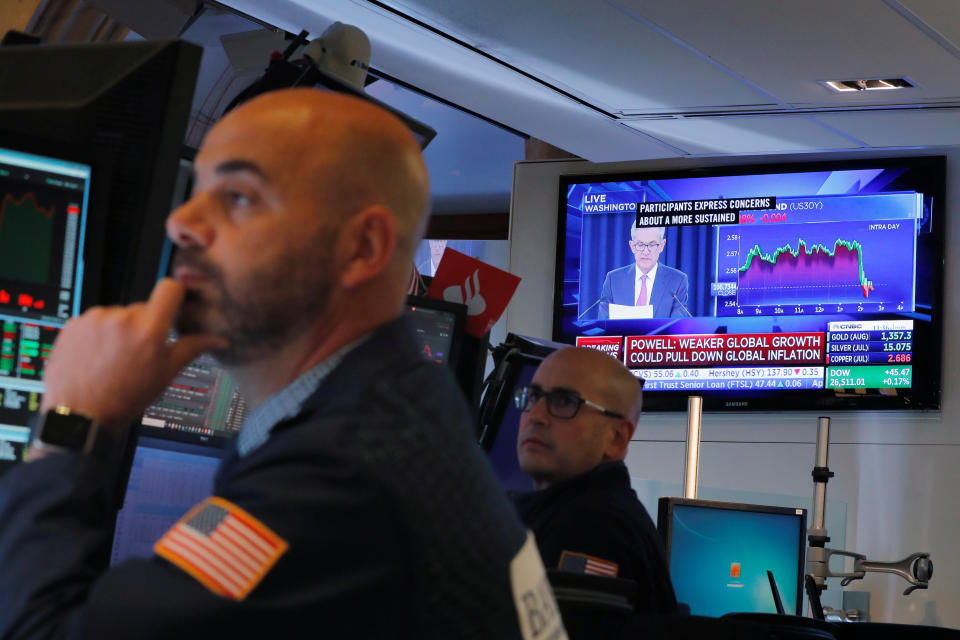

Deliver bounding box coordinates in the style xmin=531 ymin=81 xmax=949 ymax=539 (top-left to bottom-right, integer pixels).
xmin=38 ymin=278 xmax=228 ymax=434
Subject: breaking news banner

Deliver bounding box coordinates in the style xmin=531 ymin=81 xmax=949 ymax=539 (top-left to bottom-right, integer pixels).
xmin=575 ymin=336 xmax=623 ymax=360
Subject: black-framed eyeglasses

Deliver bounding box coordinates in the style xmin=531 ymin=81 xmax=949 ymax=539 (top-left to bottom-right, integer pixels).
xmin=513 ymin=384 xmax=625 ymax=420
xmin=629 ymin=240 xmax=664 ymax=252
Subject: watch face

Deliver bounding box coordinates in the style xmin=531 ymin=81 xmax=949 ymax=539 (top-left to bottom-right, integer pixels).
xmin=41 ymin=412 xmax=92 ymax=450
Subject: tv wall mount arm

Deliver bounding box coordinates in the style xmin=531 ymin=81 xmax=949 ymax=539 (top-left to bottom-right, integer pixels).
xmin=816 ymin=549 xmax=932 ymax=595
xmin=806 ymin=417 xmax=932 ymax=598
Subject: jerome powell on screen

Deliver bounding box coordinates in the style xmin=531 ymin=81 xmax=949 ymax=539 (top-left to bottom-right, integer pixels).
xmin=598 ymin=222 xmax=690 ymax=319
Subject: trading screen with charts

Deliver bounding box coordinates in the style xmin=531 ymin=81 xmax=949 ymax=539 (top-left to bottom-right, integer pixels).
xmin=0 ymin=146 xmax=92 ymax=465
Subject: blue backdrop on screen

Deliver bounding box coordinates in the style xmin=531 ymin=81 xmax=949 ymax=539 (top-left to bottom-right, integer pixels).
xmin=667 ymin=505 xmax=805 ymax=617
xmin=578 ymin=205 xmax=716 ymax=318
xmin=487 ymin=361 xmax=537 ymax=493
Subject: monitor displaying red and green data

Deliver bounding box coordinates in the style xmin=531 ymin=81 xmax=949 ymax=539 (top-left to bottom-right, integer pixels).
xmin=554 ymin=157 xmax=944 ymax=411
xmin=0 ymin=145 xmax=92 ymax=468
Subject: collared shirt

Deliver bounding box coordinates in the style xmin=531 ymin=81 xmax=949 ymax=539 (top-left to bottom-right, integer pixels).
xmin=236 ymin=338 xmax=365 ymax=457
xmin=634 ymin=261 xmax=659 ymax=306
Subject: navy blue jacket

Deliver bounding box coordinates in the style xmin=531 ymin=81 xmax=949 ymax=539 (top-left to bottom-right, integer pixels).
xmin=0 ymin=317 xmax=529 ymax=639
xmin=597 ymin=262 xmax=689 ymax=319
xmin=513 ymin=461 xmax=678 ymax=615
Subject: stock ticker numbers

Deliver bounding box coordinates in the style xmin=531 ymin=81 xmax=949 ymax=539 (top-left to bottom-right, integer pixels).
xmin=0 ymin=385 xmax=41 ymax=428
xmin=825 ymin=320 xmax=913 ymax=390
xmin=141 ymin=353 xmax=247 ymax=437
xmin=0 ymin=318 xmax=50 ymax=430
xmin=0 ymin=148 xmax=91 ymax=439
xmin=0 ymin=320 xmax=57 ymax=381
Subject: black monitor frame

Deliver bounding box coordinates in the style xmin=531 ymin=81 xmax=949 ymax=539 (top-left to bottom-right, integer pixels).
xmin=0 ymin=39 xmax=202 ymax=306
xmin=478 ymin=350 xmax=544 ymax=453
xmin=657 ymin=497 xmax=807 ymax=617
xmin=553 ymin=155 xmax=946 ymax=412
xmin=477 ymin=332 xmax=569 ymax=451
xmin=0 ymin=39 xmax=202 ymax=472
xmin=0 ymin=133 xmax=111 ymax=461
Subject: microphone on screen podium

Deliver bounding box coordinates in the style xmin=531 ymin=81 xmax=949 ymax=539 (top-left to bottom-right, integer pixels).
xmin=579 ymin=293 xmax=691 ymax=320
xmin=577 ymin=297 xmax=605 ymax=320
xmin=671 ymin=291 xmax=693 ymax=318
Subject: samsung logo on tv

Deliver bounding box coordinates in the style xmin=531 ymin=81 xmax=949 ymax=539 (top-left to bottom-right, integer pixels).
xmin=725 ymin=401 xmax=749 ymax=407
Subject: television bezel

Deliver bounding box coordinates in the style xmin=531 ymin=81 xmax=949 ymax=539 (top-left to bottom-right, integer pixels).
xmin=656 ymin=496 xmax=807 ymax=617
xmin=553 ymin=155 xmax=946 ymax=412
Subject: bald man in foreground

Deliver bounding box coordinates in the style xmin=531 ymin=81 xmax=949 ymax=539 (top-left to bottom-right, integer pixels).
xmin=513 ymin=347 xmax=677 ymax=614
xmin=0 ymin=90 xmax=563 ymax=640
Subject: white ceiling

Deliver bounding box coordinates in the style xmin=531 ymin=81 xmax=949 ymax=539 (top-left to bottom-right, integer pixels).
xmin=213 ymin=0 xmax=960 ymax=162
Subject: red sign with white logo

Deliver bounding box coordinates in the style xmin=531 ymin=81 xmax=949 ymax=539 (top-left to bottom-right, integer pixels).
xmin=427 ymin=249 xmax=521 ymax=338
xmin=576 ymin=336 xmax=623 ymax=361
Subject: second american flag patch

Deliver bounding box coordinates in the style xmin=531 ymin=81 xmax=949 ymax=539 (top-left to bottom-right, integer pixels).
xmin=558 ymin=550 xmax=619 ymax=577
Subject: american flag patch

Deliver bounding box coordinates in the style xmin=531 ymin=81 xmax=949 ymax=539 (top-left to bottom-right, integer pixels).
xmin=558 ymin=550 xmax=619 ymax=577
xmin=154 ymin=497 xmax=288 ymax=600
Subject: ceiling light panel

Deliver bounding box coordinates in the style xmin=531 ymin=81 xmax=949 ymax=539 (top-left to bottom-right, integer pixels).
xmin=822 ymin=78 xmax=916 ymax=92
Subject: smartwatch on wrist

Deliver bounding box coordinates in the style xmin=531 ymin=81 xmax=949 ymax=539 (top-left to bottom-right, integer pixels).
xmin=34 ymin=406 xmax=101 ymax=454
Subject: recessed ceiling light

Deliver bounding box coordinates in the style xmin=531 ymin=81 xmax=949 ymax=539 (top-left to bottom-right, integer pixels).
xmin=821 ymin=78 xmax=915 ymax=92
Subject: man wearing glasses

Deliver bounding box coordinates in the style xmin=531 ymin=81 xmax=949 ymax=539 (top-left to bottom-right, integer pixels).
xmin=511 ymin=346 xmax=677 ymax=613
xmin=597 ymin=224 xmax=689 ymax=320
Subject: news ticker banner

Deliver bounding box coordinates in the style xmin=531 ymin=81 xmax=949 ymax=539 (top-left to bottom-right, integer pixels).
xmin=632 ymin=366 xmax=824 ymax=392
xmin=576 ymin=319 xmax=913 ymax=391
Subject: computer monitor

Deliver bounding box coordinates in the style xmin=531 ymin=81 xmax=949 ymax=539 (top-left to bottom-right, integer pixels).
xmin=0 ymin=39 xmax=202 ymax=307
xmin=481 ymin=351 xmax=540 ymax=492
xmin=134 ymin=294 xmax=464 ymax=447
xmin=405 ymin=295 xmax=466 ymax=368
xmin=477 ymin=333 xmax=570 ymax=491
xmin=0 ymin=145 xmax=95 ymax=466
xmin=657 ymin=497 xmax=807 ymax=617
xmin=110 ymin=434 xmax=226 ymax=565
xmin=0 ymin=39 xmax=202 ymax=468
xmin=139 ymin=352 xmax=247 ymax=447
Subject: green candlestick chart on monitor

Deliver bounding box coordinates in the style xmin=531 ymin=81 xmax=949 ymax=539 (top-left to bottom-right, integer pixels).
xmin=0 ymin=192 xmax=53 ymax=285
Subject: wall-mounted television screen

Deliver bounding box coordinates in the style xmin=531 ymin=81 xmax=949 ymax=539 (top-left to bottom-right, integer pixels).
xmin=554 ymin=157 xmax=944 ymax=411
